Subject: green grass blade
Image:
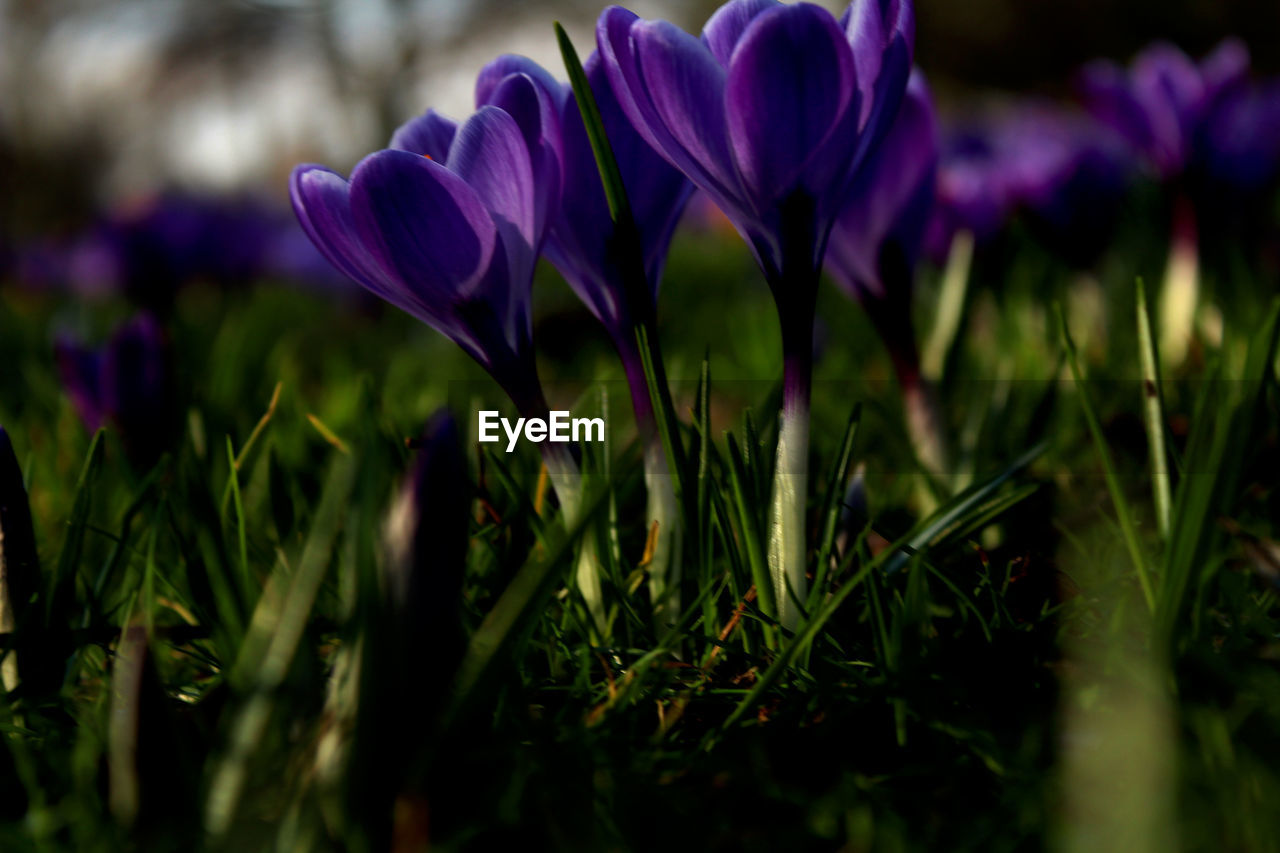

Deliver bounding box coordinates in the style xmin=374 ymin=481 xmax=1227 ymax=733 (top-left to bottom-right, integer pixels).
xmin=884 ymin=443 xmax=1044 ymax=576
xmin=1136 ymin=277 xmax=1173 ymax=540
xmin=48 ymin=430 xmax=105 ymax=629
xmin=717 ymin=441 xmax=1042 ymax=736
xmin=1056 ymin=303 xmax=1155 ymax=612
xmin=206 ymin=451 xmax=358 ymax=837
xmin=809 ymin=402 xmax=862 ymax=611
xmin=443 ymin=481 xmax=612 ymax=729
xmin=1154 ymin=299 xmax=1280 ymax=647
xmin=554 ymin=22 xmax=631 ymax=225
xmin=725 ymin=433 xmax=775 ymax=624
xmin=694 ymin=354 xmax=717 ymax=648
xmin=636 ymin=324 xmax=689 ymax=505
xmin=225 ymin=436 xmax=252 ymax=596
xmin=922 ymin=229 xmax=973 ymax=382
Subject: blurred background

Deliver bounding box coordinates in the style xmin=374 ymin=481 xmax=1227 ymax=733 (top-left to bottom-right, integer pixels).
xmin=2 ymin=0 xmax=1277 ymax=239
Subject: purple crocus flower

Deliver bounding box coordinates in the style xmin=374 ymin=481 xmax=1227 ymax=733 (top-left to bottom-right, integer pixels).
xmin=291 ymin=79 xmax=559 ymax=420
xmin=54 ymin=313 xmax=174 ymax=467
xmin=826 ymin=70 xmax=948 ymax=480
xmin=74 ymin=195 xmax=286 ymax=308
xmin=1004 ymin=110 xmax=1133 ymax=265
xmin=543 ymin=53 xmax=693 ymax=341
xmin=291 ymin=60 xmax=611 ymax=624
xmin=827 ymin=69 xmax=937 ymax=378
xmin=536 ymin=51 xmax=693 ymax=623
xmin=922 ymin=140 xmax=1017 ymax=266
xmin=598 ymin=0 xmax=914 ymax=628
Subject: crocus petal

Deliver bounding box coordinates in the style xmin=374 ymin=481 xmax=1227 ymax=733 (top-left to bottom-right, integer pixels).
xmin=483 ymin=72 xmax=556 ymax=163
xmin=446 ymin=106 xmax=537 ymax=276
xmin=828 ymin=69 xmax=937 ymax=302
xmin=839 ymin=0 xmax=914 ymax=175
xmin=1133 ymin=42 xmax=1204 ymax=117
xmin=1078 ymin=61 xmax=1159 ymax=161
xmin=1200 ymin=38 xmax=1250 ymax=100
xmin=389 ymin=109 xmax=458 ymax=161
xmin=1199 ymin=81 xmax=1280 ymax=188
xmin=700 ymin=0 xmax=778 ymax=65
xmin=841 ymin=0 xmax=915 ymax=129
xmin=479 ymin=73 xmax=562 ymax=241
xmin=725 ymin=4 xmax=858 ymax=208
xmin=348 ymin=149 xmax=498 ymax=313
xmin=290 ymin=164 xmax=414 ymax=309
xmin=599 ymin=9 xmax=742 ymax=211
xmin=637 ymin=22 xmax=739 ymax=185
xmin=475 ymin=54 xmax=565 ymax=114
xmin=1129 ymin=43 xmax=1204 ymax=174
xmin=547 ymin=52 xmax=693 ymax=329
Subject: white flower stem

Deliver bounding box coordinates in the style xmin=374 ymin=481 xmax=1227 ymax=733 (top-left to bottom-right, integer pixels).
xmin=768 ymin=342 xmax=811 ymax=633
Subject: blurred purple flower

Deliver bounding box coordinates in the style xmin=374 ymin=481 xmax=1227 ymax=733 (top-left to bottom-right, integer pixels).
xmin=54 ymin=313 xmax=174 ymax=466
xmin=925 ymin=102 xmax=1133 ymax=266
xmin=1192 ymin=78 xmax=1280 ymax=200
xmin=384 ymin=410 xmax=470 ymax=648
xmin=13 ymin=193 xmax=346 ymax=304
xmin=827 ymin=68 xmax=938 ymax=366
xmin=1078 ymin=38 xmax=1272 ymax=364
xmin=826 ymin=71 xmax=950 ymax=479
xmin=1077 ymin=39 xmax=1249 ymax=180
xmin=292 ymin=68 xmax=562 ymax=414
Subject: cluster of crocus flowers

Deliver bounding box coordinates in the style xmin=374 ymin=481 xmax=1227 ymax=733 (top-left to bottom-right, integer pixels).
xmin=55 ymin=313 xmax=175 ymax=468
xmin=291 ymin=0 xmax=917 ymax=634
xmin=598 ymin=0 xmax=915 ymax=629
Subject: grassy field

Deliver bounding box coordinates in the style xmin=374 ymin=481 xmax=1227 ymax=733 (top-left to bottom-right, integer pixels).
xmin=1 ymin=185 xmax=1279 ymax=852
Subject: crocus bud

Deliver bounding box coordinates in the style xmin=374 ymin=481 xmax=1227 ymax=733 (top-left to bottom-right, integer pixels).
xmin=383 ymin=411 xmax=470 ymax=655
xmin=55 ymin=313 xmax=175 ymax=468
xmin=0 ymin=427 xmax=38 ymax=691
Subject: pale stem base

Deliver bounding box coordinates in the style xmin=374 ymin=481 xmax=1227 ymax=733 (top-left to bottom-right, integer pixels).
xmin=1158 ymin=208 xmax=1199 ymax=367
xmin=643 ymin=437 xmax=683 ymax=629
xmin=540 ymin=442 xmax=606 ymax=634
xmin=768 ymin=403 xmax=810 ymax=632
xmin=902 ymin=377 xmax=949 ymax=512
